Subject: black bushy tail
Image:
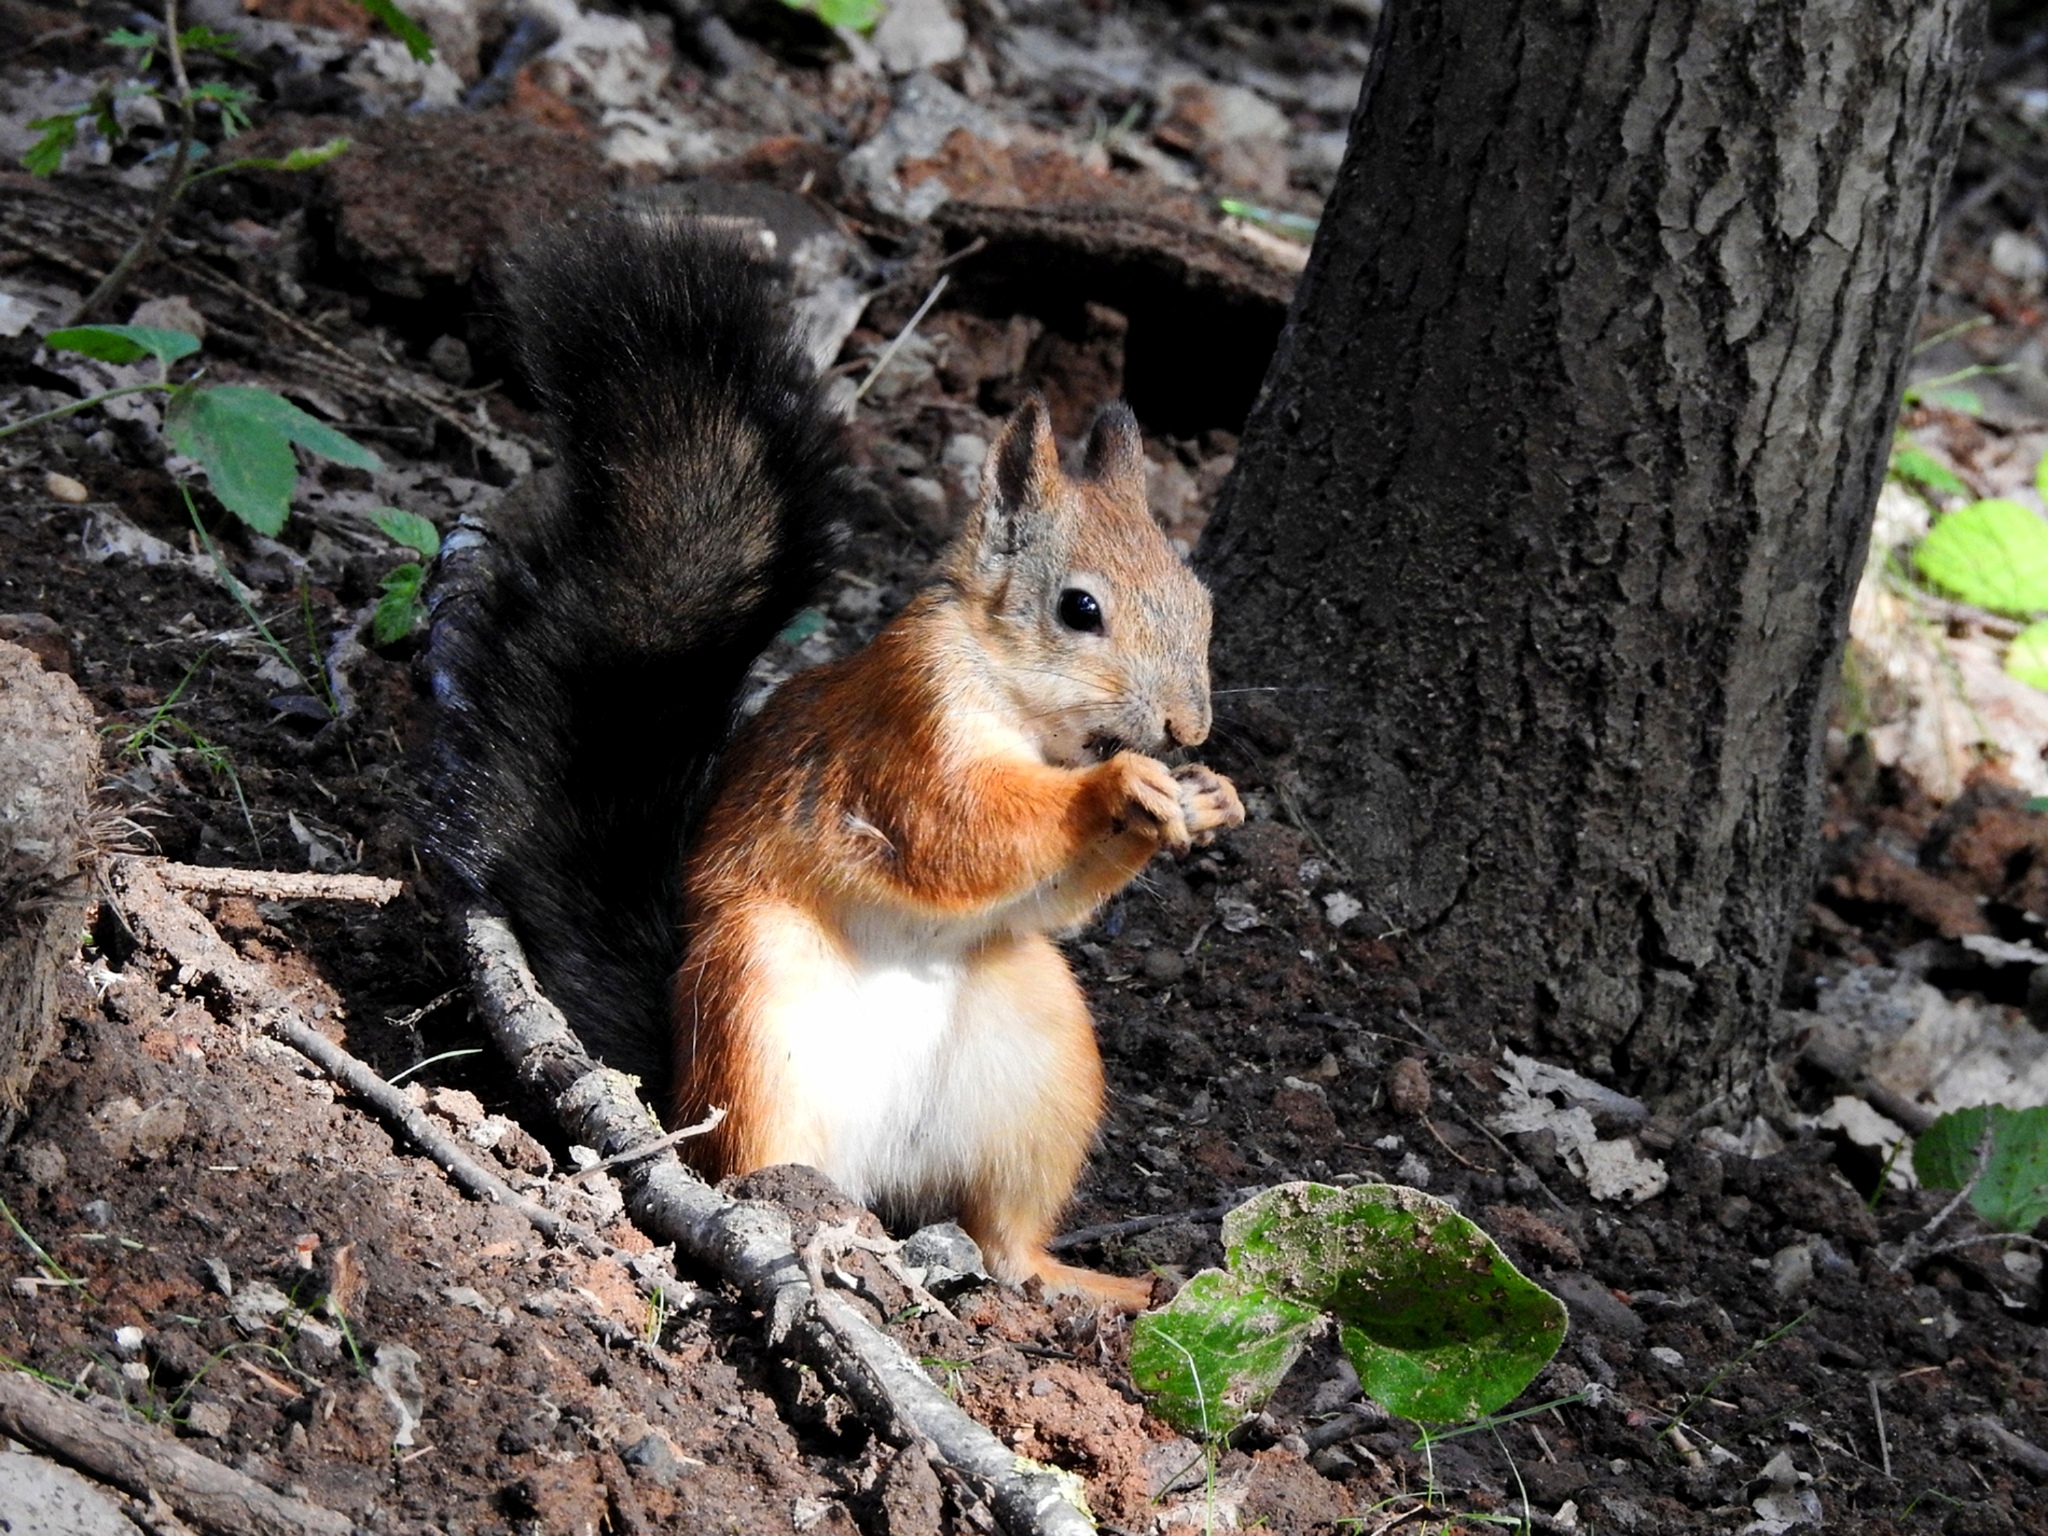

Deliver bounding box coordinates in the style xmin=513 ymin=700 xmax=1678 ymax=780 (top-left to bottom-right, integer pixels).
xmin=425 ymin=214 xmax=850 ymax=1088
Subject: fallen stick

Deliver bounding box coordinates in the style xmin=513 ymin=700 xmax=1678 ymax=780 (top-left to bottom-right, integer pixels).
xmin=1967 ymin=1414 xmax=2048 ymax=1479
xmin=268 ymin=1012 xmax=613 ymax=1258
xmin=461 ymin=911 xmax=1098 ymax=1536
xmin=1047 ymin=1194 xmax=1260 ymax=1254
xmin=0 ymin=1370 xmax=353 ymax=1536
xmin=149 ymin=862 xmax=404 ymax=906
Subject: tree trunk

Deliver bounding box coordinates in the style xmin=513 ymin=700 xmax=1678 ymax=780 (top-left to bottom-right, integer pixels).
xmin=1200 ymin=0 xmax=1981 ymax=1110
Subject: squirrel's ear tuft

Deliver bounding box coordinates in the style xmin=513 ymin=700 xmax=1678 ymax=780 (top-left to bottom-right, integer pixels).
xmin=983 ymin=394 xmax=1061 ymax=515
xmin=1082 ymin=401 xmax=1145 ymax=506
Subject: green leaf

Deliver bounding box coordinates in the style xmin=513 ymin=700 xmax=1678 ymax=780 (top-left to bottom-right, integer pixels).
xmin=1908 ymin=385 xmax=1987 ymax=417
xmin=104 ymin=27 xmax=156 ymax=68
xmin=353 ymin=0 xmax=436 ymax=60
xmin=1223 ymin=1183 xmax=1568 ymax=1424
xmin=369 ymin=507 xmax=439 ymax=558
xmin=1891 ymin=445 xmax=1967 ymax=501
xmin=1914 ymin=1106 xmax=2048 ymax=1234
xmin=166 ymin=386 xmax=377 ymax=534
xmin=1913 ymin=499 xmax=2048 ymax=616
xmin=373 ymin=563 xmax=427 ymax=644
xmin=166 ymin=387 xmax=298 ymax=535
xmin=2009 ymin=621 xmax=2048 ymax=691
xmin=796 ymin=0 xmax=886 ymax=31
xmin=189 ymin=80 xmax=256 ymax=132
xmin=1129 ymin=1271 xmax=1319 ymax=1441
xmin=177 ymin=23 xmax=242 ymax=58
xmin=278 ymin=136 xmax=351 ymax=171
xmin=22 ymin=111 xmax=82 ymax=176
xmin=45 ymin=324 xmax=201 ymax=366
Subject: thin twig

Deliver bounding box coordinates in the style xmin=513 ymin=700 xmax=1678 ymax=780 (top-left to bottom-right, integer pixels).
xmin=853 ymin=274 xmax=949 ymax=403
xmin=1047 ymin=1191 xmax=1262 ymax=1254
xmin=1869 ymin=1374 xmax=1891 ymax=1479
xmin=150 ymin=861 xmax=403 ymax=904
xmin=1891 ymin=1120 xmax=1996 ymax=1271
xmin=564 ymin=1107 xmax=726 ymax=1183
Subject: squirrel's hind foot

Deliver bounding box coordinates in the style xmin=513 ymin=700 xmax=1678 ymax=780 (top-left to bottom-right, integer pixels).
xmin=1027 ymin=1255 xmax=1158 ymax=1314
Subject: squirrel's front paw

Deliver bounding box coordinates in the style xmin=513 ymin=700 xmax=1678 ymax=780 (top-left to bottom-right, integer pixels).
xmin=1174 ymin=764 xmax=1244 ymax=846
xmin=1107 ymin=753 xmax=1192 ymax=852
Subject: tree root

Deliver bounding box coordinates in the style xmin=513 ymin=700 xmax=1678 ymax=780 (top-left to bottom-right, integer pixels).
xmin=460 ymin=911 xmax=1100 ymax=1536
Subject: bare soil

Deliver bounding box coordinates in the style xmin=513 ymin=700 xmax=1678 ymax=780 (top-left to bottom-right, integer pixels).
xmin=6 ymin=3 xmax=2048 ymax=1534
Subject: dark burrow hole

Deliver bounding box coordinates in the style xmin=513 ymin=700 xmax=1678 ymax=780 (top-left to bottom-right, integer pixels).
xmin=940 ymin=231 xmax=1286 ymax=441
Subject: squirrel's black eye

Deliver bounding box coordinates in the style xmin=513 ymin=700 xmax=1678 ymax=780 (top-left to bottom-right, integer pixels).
xmin=1057 ymin=588 xmax=1104 ymax=633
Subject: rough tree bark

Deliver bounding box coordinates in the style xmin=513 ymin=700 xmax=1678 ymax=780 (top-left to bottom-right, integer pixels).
xmin=1200 ymin=0 xmax=1981 ymax=1109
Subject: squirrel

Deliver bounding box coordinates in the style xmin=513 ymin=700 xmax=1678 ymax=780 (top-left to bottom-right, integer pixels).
xmin=428 ymin=212 xmax=1243 ymax=1310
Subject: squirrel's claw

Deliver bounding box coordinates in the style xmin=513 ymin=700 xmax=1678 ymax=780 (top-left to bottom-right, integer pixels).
xmin=1174 ymin=763 xmax=1244 ymax=846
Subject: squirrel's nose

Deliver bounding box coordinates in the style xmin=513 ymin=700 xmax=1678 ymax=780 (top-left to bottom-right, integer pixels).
xmin=1164 ymin=705 xmax=1209 ymax=749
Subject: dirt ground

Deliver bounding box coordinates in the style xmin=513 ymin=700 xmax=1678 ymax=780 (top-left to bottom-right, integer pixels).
xmin=7 ymin=2 xmax=2048 ymax=1533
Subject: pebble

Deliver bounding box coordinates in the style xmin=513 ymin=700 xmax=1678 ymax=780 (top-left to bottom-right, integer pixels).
xmin=44 ymin=472 xmax=88 ymax=504
xmin=1141 ymin=947 xmax=1187 ymax=984
xmin=872 ymin=0 xmax=968 ymax=75
xmin=1991 ymin=229 xmax=2048 ymax=286
xmin=184 ymin=1400 xmax=232 ymax=1439
xmin=1770 ymin=1239 xmax=1815 ymax=1297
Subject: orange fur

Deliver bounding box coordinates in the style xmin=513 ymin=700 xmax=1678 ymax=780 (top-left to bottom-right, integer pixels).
xmin=669 ymin=398 xmax=1241 ymax=1310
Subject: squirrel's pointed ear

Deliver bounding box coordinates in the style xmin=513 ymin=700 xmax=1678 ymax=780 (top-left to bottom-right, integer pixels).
xmin=982 ymin=394 xmax=1061 ymax=515
xmin=1083 ymin=401 xmax=1146 ymax=506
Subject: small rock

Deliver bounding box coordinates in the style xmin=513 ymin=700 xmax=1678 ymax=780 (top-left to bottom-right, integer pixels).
xmin=900 ymin=1221 xmax=989 ymax=1297
xmin=44 ymin=472 xmax=88 ymax=504
xmin=0 ymin=1444 xmax=138 ymax=1534
xmin=1769 ymin=1240 xmax=1815 ymax=1298
xmin=872 ymin=0 xmax=967 ymax=75
xmin=129 ymin=294 xmax=206 ymax=342
xmin=1142 ymin=948 xmax=1187 ymax=984
xmin=1321 ymin=890 xmax=1363 ymax=928
xmin=1647 ymin=1345 xmax=1685 ymax=1369
xmin=183 ymin=1400 xmax=232 ymax=1439
xmin=1394 ymin=1150 xmax=1432 ymax=1188
xmin=9 ymin=1141 xmax=65 ymax=1189
xmin=110 ymin=1326 xmax=145 ymax=1357
xmin=426 ymin=334 xmax=473 ymax=385
xmin=1991 ymin=229 xmax=2048 ymax=286
xmin=1550 ymin=1271 xmax=1645 ymax=1342
xmin=1387 ymin=1056 xmax=1431 ymax=1118
xmin=1482 ymin=1204 xmax=1583 ymax=1268
xmin=427 ymin=1086 xmax=487 ymax=1127
xmin=622 ymin=1432 xmax=682 ymax=1484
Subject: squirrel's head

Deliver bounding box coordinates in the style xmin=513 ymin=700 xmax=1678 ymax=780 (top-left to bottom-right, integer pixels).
xmin=940 ymin=395 xmax=1213 ymax=768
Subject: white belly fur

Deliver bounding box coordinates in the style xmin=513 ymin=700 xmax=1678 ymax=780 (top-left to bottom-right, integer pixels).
xmin=752 ymin=906 xmax=1060 ymax=1213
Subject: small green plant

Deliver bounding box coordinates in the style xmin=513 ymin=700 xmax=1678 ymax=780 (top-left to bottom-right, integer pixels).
xmin=107 ymin=650 xmax=263 ymax=851
xmin=6 ymin=324 xmax=419 ymax=722
xmin=1888 ymin=434 xmax=2048 ymax=692
xmin=368 ymin=507 xmax=441 ymax=643
xmin=1914 ymin=1104 xmax=2048 ymax=1234
xmin=21 ymin=0 xmax=356 ymax=319
xmin=1129 ymin=1183 xmax=1567 ymax=1444
xmin=0 ymin=1194 xmax=91 ymax=1301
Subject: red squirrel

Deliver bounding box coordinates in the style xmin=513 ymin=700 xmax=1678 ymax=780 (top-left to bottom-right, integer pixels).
xmin=429 ymin=213 xmax=1241 ymax=1310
